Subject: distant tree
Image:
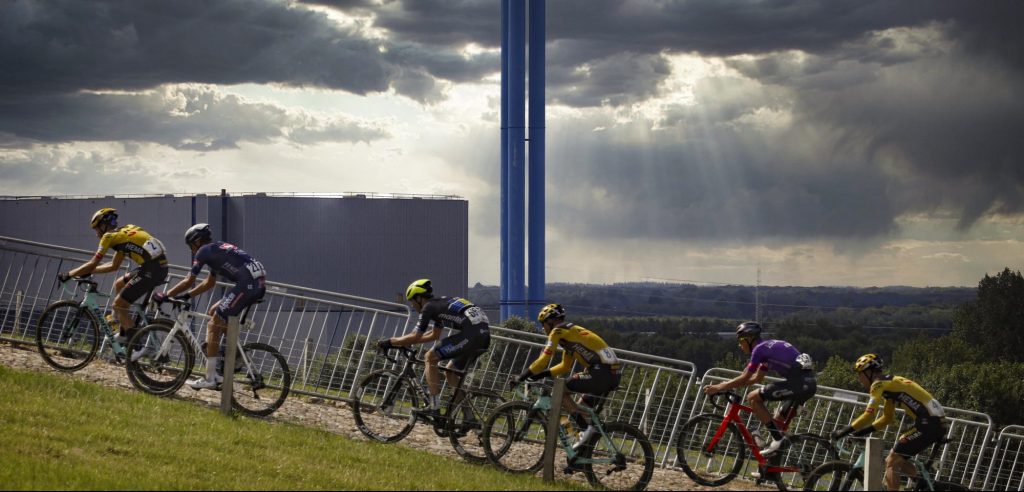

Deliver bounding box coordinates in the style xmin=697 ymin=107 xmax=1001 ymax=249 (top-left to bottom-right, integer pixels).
xmin=817 ymin=355 xmax=859 ymax=392
xmin=952 ymin=268 xmax=1024 ymax=362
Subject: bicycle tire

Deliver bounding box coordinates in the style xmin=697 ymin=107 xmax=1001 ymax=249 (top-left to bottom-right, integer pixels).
xmin=352 ymin=370 xmax=420 ymax=443
xmin=482 ymin=400 xmax=548 ymax=473
xmin=35 ymin=300 xmax=101 ymax=372
xmin=578 ymin=420 xmax=655 ymax=491
xmin=803 ymin=460 xmax=862 ymax=491
xmin=447 ymin=389 xmax=506 ymax=463
xmin=229 ymin=342 xmax=291 ymax=417
xmin=125 ymin=323 xmax=194 ymax=396
xmin=772 ymin=433 xmax=838 ymax=491
xmin=675 ymin=413 xmax=747 ymax=487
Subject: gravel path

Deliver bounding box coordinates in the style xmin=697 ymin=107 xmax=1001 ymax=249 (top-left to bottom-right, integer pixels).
xmin=1 ymin=341 xmax=768 ymax=491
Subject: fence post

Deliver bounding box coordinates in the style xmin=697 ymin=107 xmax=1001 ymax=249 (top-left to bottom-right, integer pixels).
xmin=220 ymin=316 xmax=239 ymax=415
xmin=543 ymin=378 xmax=567 ymax=482
xmin=865 ymin=436 xmax=883 ymax=491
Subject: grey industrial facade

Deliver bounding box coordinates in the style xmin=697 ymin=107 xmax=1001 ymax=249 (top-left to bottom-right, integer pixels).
xmin=0 ymin=192 xmax=468 ymax=302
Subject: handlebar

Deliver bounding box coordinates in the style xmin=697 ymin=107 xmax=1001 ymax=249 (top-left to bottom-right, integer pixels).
xmin=59 ymin=275 xmax=100 ymax=294
xmin=706 ymin=390 xmax=744 ymax=409
xmin=377 ymin=345 xmax=421 ymax=364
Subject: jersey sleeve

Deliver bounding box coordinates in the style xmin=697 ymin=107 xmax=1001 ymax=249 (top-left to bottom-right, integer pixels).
xmin=94 ymin=233 xmax=115 ymax=260
xmin=189 ymin=246 xmax=209 ymax=277
xmin=528 ymin=327 xmax=565 ymax=374
xmin=850 ymin=380 xmax=887 ymax=431
xmin=745 ymin=345 xmax=764 ymax=373
xmin=549 ymin=346 xmax=574 ymax=376
xmin=413 ymin=302 xmax=436 ymax=333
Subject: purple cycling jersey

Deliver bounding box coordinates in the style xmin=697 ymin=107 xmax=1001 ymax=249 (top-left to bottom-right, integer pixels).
xmin=190 ymin=241 xmax=266 ymax=284
xmin=747 ymin=339 xmax=801 ymax=375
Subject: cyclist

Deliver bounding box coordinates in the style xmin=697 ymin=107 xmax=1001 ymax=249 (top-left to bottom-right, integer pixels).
xmin=703 ymin=321 xmax=817 ymax=456
xmin=58 ymin=208 xmax=169 ymax=346
xmin=831 ymin=354 xmax=948 ymax=491
xmin=511 ymin=303 xmax=622 ymax=449
xmin=377 ymin=279 xmax=491 ymax=418
xmin=154 ymin=223 xmax=267 ymax=390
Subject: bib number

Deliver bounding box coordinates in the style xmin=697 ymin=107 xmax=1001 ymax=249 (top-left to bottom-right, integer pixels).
xmin=796 ymin=353 xmax=814 ymax=370
xmin=465 ymin=306 xmax=488 ymax=325
xmin=245 ymin=260 xmax=267 ymax=279
xmin=143 ymin=238 xmax=166 ymax=258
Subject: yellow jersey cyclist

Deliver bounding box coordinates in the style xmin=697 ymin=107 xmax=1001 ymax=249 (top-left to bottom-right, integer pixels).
xmin=512 ymin=303 xmax=622 ymax=448
xmin=831 ymin=354 xmax=948 ymax=491
xmin=58 ymin=208 xmax=169 ymax=345
xmin=377 ymin=279 xmax=491 ymax=419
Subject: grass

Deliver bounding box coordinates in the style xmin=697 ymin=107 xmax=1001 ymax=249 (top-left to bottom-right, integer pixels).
xmin=0 ymin=364 xmax=587 ymax=490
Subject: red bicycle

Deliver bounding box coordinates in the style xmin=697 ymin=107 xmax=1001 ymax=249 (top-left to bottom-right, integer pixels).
xmin=675 ymin=390 xmax=836 ymax=491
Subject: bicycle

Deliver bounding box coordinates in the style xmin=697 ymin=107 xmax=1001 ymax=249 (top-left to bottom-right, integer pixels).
xmin=481 ymin=380 xmax=655 ymax=491
xmin=35 ymin=276 xmax=170 ymax=372
xmin=803 ymin=435 xmax=968 ymax=491
xmin=675 ymin=390 xmax=837 ymax=491
xmin=351 ymin=345 xmax=505 ymax=463
xmin=124 ymin=297 xmax=292 ymax=417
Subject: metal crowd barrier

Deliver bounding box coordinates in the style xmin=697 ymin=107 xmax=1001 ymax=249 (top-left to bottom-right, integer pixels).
xmin=2 ymin=235 xmax=1022 ymax=488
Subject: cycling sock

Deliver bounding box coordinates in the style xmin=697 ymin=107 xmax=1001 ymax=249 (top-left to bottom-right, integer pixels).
xmin=766 ymin=420 xmax=784 ymax=440
xmin=572 ymin=413 xmax=588 ymax=431
xmin=207 ymin=357 xmax=221 ymax=380
xmin=429 ymin=395 xmax=440 ymax=410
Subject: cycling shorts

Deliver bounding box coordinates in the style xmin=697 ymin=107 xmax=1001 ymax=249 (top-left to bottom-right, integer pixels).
xmin=567 ymin=363 xmax=622 ymax=410
xmin=118 ymin=260 xmax=168 ymax=304
xmin=760 ymin=368 xmax=817 ymax=411
xmin=435 ymin=324 xmax=490 ymax=372
xmin=214 ymin=278 xmax=266 ymax=320
xmin=893 ymin=421 xmax=945 ymax=458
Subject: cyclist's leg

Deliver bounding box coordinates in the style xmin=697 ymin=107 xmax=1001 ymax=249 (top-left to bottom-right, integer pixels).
xmin=116 ymin=267 xmax=153 ymax=335
xmin=567 ymin=364 xmax=618 ymax=429
xmin=888 ymin=425 xmax=940 ymax=489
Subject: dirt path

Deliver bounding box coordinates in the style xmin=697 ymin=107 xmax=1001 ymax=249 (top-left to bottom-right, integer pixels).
xmin=1 ymin=341 xmax=767 ymax=491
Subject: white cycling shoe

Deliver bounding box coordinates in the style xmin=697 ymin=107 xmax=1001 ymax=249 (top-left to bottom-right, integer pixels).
xmin=189 ymin=376 xmax=223 ymax=391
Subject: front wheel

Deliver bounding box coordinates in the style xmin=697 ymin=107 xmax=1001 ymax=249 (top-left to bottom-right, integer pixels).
xmin=482 ymin=400 xmax=548 ymax=473
xmin=35 ymin=300 xmax=101 ymax=372
xmin=447 ymin=389 xmax=506 ymax=463
xmin=125 ymin=323 xmax=194 ymax=396
xmin=352 ymin=370 xmax=420 ymax=443
xmin=803 ymin=460 xmax=862 ymax=491
xmin=578 ymin=420 xmax=655 ymax=491
xmin=771 ymin=433 xmax=838 ymax=491
xmin=675 ymin=413 xmax=747 ymax=486
xmin=229 ymin=342 xmax=291 ymax=417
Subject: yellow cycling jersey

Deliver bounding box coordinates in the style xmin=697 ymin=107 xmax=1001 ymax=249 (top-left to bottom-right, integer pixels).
xmin=94 ymin=225 xmax=167 ymax=266
xmin=851 ymin=375 xmax=945 ymax=432
xmin=528 ymin=322 xmax=619 ymax=376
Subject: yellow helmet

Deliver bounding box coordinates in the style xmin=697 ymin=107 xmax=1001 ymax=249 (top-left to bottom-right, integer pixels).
xmin=853 ymin=353 xmax=884 ymax=373
xmin=405 ymin=279 xmax=433 ymax=301
xmin=90 ymin=208 xmax=118 ymax=229
xmin=537 ymin=303 xmax=566 ymax=323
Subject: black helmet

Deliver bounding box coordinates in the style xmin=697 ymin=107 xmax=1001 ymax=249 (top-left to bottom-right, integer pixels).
xmin=184 ymin=223 xmax=212 ymax=245
xmin=736 ymin=321 xmax=762 ymax=340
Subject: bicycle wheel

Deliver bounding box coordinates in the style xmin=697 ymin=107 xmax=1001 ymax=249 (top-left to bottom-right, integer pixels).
xmin=928 ymin=479 xmax=969 ymax=491
xmin=447 ymin=389 xmax=506 ymax=463
xmin=125 ymin=323 xmax=194 ymax=396
xmin=772 ymin=433 xmax=838 ymax=491
xmin=352 ymin=370 xmax=420 ymax=443
xmin=35 ymin=300 xmax=101 ymax=372
xmin=675 ymin=413 xmax=747 ymax=486
xmin=482 ymin=400 xmax=548 ymax=473
xmin=230 ymin=342 xmax=291 ymax=417
xmin=803 ymin=461 xmax=862 ymax=491
xmin=578 ymin=420 xmax=655 ymax=491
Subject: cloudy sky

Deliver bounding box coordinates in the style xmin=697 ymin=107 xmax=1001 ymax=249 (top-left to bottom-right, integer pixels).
xmin=2 ymin=0 xmax=1023 ymax=287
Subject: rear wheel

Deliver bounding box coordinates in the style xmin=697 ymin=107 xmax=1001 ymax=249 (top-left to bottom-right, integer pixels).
xmin=675 ymin=413 xmax=746 ymax=486
xmin=352 ymin=370 xmax=420 ymax=443
xmin=229 ymin=342 xmax=291 ymax=417
xmin=578 ymin=420 xmax=655 ymax=491
xmin=447 ymin=389 xmax=506 ymax=463
xmin=125 ymin=323 xmax=194 ymax=396
xmin=35 ymin=300 xmax=101 ymax=372
xmin=771 ymin=433 xmax=837 ymax=491
xmin=803 ymin=461 xmax=862 ymax=491
xmin=482 ymin=400 xmax=548 ymax=473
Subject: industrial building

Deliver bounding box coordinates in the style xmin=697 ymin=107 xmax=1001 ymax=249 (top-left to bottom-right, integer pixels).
xmin=0 ymin=192 xmax=468 ymax=302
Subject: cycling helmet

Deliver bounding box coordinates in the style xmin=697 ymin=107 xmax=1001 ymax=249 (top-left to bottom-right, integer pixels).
xmin=735 ymin=321 xmax=762 ymax=340
xmin=90 ymin=208 xmax=118 ymax=229
xmin=853 ymin=353 xmax=884 ymax=373
xmin=405 ymin=279 xmax=433 ymax=301
xmin=184 ymin=223 xmax=212 ymax=245
xmin=537 ymin=303 xmax=566 ymax=323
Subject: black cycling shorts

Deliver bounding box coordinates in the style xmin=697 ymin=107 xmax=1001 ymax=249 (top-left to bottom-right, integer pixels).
xmin=760 ymin=368 xmax=817 ymax=412
xmin=118 ymin=260 xmax=168 ymax=304
xmin=435 ymin=324 xmax=490 ymax=372
xmin=214 ymin=278 xmax=266 ymax=320
xmin=567 ymin=363 xmax=622 ymax=410
xmin=893 ymin=422 xmax=945 ymax=458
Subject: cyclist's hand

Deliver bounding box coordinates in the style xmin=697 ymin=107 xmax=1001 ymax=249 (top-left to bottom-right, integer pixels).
xmin=703 ymin=384 xmax=722 ymax=395
xmin=173 ymin=292 xmax=191 ymax=301
xmin=57 ymin=272 xmax=71 ymax=283
xmin=376 ymin=338 xmax=393 ymax=352
xmin=506 ymin=377 xmax=520 ymax=390
xmin=152 ymin=292 xmax=168 ymax=303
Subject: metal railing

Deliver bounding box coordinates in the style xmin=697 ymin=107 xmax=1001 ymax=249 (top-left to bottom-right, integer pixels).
xmin=1 ymin=235 xmax=1022 ymax=489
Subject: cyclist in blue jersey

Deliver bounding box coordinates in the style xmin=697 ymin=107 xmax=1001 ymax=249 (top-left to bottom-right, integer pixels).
xmin=154 ymin=223 xmax=267 ymax=390
xmin=704 ymin=322 xmax=817 ymax=456
xmin=377 ymin=279 xmax=490 ymax=418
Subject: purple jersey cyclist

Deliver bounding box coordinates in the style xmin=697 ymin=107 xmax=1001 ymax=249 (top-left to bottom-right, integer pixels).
xmin=704 ymin=322 xmax=817 ymax=457
xmin=156 ymin=223 xmax=267 ymax=390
